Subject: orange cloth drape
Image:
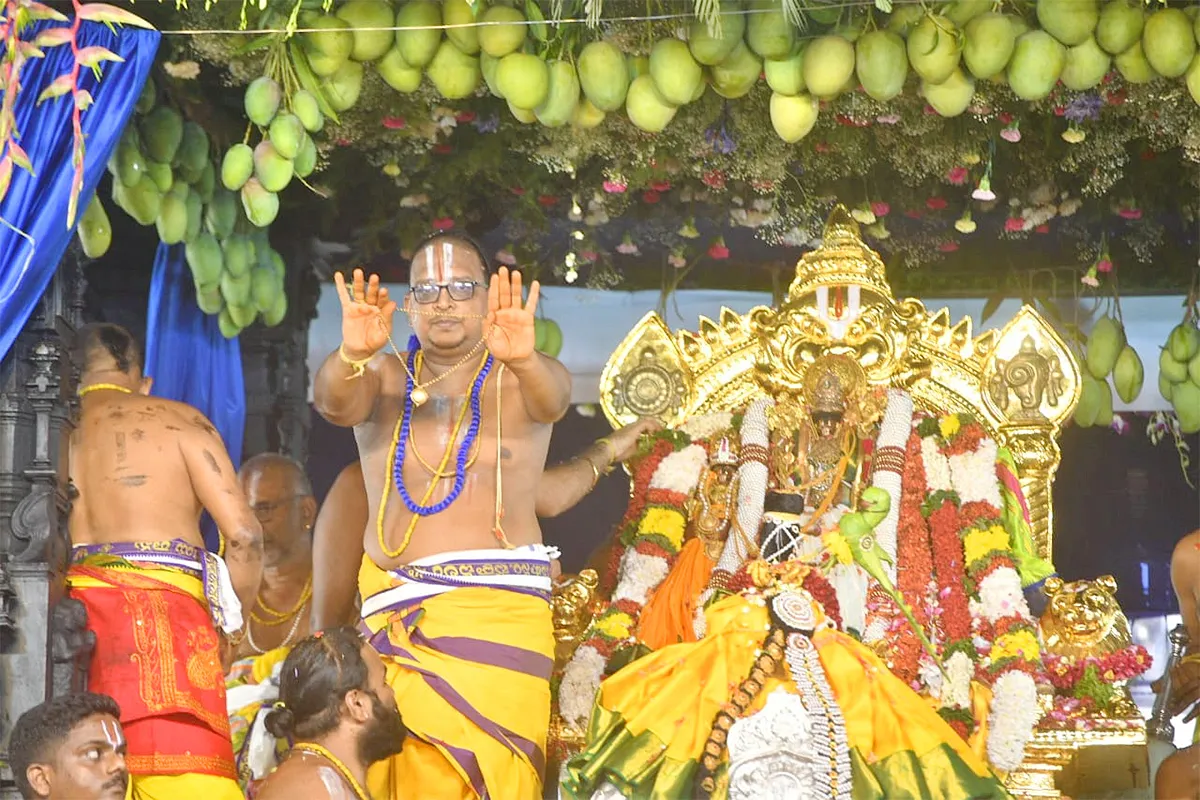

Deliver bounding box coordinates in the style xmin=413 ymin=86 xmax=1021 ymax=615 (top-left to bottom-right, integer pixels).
xmin=636 ymin=537 xmax=715 ymax=650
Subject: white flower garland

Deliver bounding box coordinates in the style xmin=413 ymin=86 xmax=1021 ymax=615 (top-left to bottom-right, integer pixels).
xmin=678 ymin=411 xmax=733 ymax=441
xmin=976 ymin=567 xmax=1031 ymax=625
xmin=947 ymin=438 xmax=1001 ymax=507
xmin=986 ymin=670 xmax=1040 ymax=772
xmin=650 ymin=444 xmax=708 ymax=494
xmin=869 ymin=389 xmax=913 ymax=574
xmin=942 ymin=650 xmax=974 ymax=710
xmin=559 ymin=645 xmax=607 ymax=728
xmin=610 ymin=551 xmax=671 ymax=605
xmin=920 ymin=435 xmax=953 ymax=492
xmin=559 ymin=443 xmax=708 ymax=729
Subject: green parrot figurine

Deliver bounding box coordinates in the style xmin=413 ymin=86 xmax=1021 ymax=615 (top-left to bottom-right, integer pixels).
xmin=838 ymin=487 xmax=944 ymax=672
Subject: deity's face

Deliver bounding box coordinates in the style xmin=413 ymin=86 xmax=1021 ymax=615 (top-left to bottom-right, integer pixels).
xmin=405 ymin=236 xmax=489 ymax=356
xmin=813 ymin=413 xmax=841 ymax=438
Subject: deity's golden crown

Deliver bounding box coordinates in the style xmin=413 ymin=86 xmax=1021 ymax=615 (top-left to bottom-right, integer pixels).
xmin=785 ymin=205 xmax=894 ymax=303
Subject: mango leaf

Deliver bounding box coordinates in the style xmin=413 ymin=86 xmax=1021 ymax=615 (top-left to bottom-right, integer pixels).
xmin=76 ymin=45 xmax=125 ymax=68
xmin=36 ymin=72 xmax=73 ymax=104
xmin=233 ymin=32 xmax=278 ymax=56
xmin=21 ymin=0 xmax=68 ymax=22
xmin=32 ymin=26 xmax=72 ymax=48
xmin=7 ymin=141 xmax=31 ymax=173
xmin=980 ymin=293 xmax=1004 ymax=325
xmin=74 ymin=89 xmax=93 ymax=111
xmin=0 ymin=155 xmax=13 ymax=200
xmin=525 ymin=0 xmax=548 ymax=41
xmin=288 ymin=42 xmax=339 ymax=124
xmin=74 ymin=3 xmax=155 ymax=29
xmin=874 ymin=0 xmax=892 ymax=10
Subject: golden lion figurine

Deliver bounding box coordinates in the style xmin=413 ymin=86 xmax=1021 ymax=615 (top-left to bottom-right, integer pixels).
xmin=1038 ymin=575 xmax=1132 ymax=661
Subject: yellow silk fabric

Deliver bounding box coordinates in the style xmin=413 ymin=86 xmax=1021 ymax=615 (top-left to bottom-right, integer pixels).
xmin=129 ymin=773 xmax=244 ymax=799
xmin=359 ymin=556 xmax=554 ymax=800
xmin=563 ymin=593 xmax=1008 ymax=799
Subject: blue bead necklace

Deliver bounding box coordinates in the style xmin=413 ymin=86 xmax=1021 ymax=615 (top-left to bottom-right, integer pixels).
xmin=393 ymin=336 xmax=493 ymax=517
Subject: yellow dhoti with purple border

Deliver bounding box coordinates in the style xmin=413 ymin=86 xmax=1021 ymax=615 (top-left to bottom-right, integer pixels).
xmin=563 ymin=593 xmax=1010 ymax=800
xmin=359 ymin=544 xmax=556 ymax=800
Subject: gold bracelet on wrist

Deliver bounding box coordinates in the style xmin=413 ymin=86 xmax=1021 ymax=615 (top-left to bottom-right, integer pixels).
xmin=581 ymin=456 xmax=602 ymax=491
xmin=339 ymin=344 xmax=373 ymax=380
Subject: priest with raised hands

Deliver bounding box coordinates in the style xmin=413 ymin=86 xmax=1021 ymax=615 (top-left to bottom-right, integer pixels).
xmin=312 ymin=231 xmax=571 ymax=800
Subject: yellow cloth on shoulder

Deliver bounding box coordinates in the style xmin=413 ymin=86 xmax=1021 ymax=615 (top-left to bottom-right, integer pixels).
xmin=564 ymin=593 xmax=1009 ymax=799
xmin=358 ymin=552 xmax=555 ymax=800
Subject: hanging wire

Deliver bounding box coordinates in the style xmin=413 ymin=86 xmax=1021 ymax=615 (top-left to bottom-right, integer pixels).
xmin=159 ymin=0 xmax=897 ymax=35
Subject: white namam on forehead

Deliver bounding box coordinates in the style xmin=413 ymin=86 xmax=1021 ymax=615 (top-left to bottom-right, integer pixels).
xmin=411 ymin=239 xmax=483 ymax=284
xmin=100 ymin=718 xmax=124 ymax=748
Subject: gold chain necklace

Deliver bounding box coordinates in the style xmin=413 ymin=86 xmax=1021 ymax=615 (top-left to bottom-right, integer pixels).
xmin=245 ymin=601 xmax=306 ymax=654
xmin=77 ymin=383 xmax=132 ymax=397
xmin=293 ymin=742 xmax=370 ymax=800
xmin=250 ymin=576 xmax=312 ymax=625
xmin=382 ymin=311 xmax=489 ymax=406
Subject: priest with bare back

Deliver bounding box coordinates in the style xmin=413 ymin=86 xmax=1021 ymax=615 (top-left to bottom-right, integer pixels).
xmin=313 ymin=232 xmax=572 ymax=800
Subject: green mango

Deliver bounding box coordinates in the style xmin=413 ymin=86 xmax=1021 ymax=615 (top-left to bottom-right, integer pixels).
xmin=221 ymin=144 xmax=254 ymax=192
xmin=204 ymin=188 xmax=237 ymax=239
xmin=477 ymin=4 xmax=526 ymax=58
xmin=1160 ymin=347 xmax=1189 ymax=384
xmin=77 ymin=195 xmax=112 ymax=259
xmin=185 ymin=232 xmax=223 ymax=285
xmin=688 ymin=1 xmax=746 ymax=65
xmin=291 ymin=90 xmax=324 ymax=133
xmin=443 ymin=0 xmax=479 ymax=54
xmin=1037 ymin=0 xmax=1099 ymax=46
xmin=803 ymin=35 xmax=855 ymax=99
xmin=394 ymin=1 xmax=442 ymax=68
xmin=907 ymin=15 xmax=961 ymax=84
xmin=1085 ymin=315 xmax=1124 ymax=379
xmin=649 ymin=39 xmax=702 ymax=106
xmin=335 ymin=0 xmax=395 ymax=62
xmin=856 ymin=31 xmax=907 ymax=101
xmin=140 ymin=106 xmax=184 ymax=164
xmin=1167 ymin=322 xmax=1200 ymax=362
xmin=1173 ymin=380 xmax=1200 ymax=434
xmin=244 ymin=76 xmax=283 ymax=126
xmin=1112 ymin=345 xmax=1144 ymax=403
xmin=217 ymin=307 xmax=242 ymax=339
xmin=534 ymin=60 xmax=581 ymax=127
xmin=268 ymin=113 xmax=306 ymax=160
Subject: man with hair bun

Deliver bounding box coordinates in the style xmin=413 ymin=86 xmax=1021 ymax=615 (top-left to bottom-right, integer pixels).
xmin=255 ymin=627 xmax=406 ymax=800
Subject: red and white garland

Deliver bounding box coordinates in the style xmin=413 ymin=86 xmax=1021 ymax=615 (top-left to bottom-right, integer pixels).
xmin=558 ymin=438 xmax=708 ymax=728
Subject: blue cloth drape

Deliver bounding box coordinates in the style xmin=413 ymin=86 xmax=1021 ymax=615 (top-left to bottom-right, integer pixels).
xmin=0 ymin=21 xmax=159 ymax=362
xmin=144 ymin=243 xmax=246 ymax=552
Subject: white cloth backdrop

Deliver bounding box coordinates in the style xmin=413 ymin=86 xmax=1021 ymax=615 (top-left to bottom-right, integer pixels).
xmin=309 ymin=286 xmax=1187 ymax=412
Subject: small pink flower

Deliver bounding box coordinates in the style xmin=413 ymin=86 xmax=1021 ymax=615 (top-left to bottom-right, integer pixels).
xmin=668 ymin=252 xmax=687 ymax=269
xmin=579 ymin=250 xmax=599 ymax=263
xmin=702 ymin=170 xmax=726 ymax=189
xmin=926 ymin=196 xmax=948 ymax=211
xmin=1001 ymin=123 xmax=1022 ymax=143
xmin=875 ymin=113 xmax=901 ymax=125
xmin=708 ymin=238 xmax=730 ymax=260
xmin=650 ymin=180 xmax=671 ymax=192
xmin=432 ymin=216 xmax=455 ymax=231
xmin=537 ymin=194 xmax=559 ymax=207
xmin=602 ymin=180 xmax=627 ymax=194
xmin=814 ymin=142 xmax=832 ymax=153
xmin=1111 ymin=414 xmax=1131 ymax=434
xmin=1096 ymin=258 xmax=1113 ymax=273
xmin=939 ymin=240 xmax=959 ymax=252
xmin=904 ymin=209 xmax=923 ymax=220
xmin=1118 ymin=207 xmax=1142 ymax=220
xmin=946 ymin=166 xmax=969 ymax=185
xmin=336 ymin=137 xmax=352 ymax=147
xmin=1035 ymin=224 xmax=1050 ymax=234
xmin=510 ymin=186 xmax=526 ymax=196
xmin=454 ymin=111 xmax=476 ymax=123
xmin=616 ymin=235 xmax=639 ymax=255
xmin=642 ymin=190 xmax=660 ymax=204
xmin=998 ymin=112 xmax=1013 ymax=124
xmin=432 ymin=143 xmax=453 ymax=154
xmin=381 ymin=116 xmax=407 ymax=130
xmin=1081 ymin=273 xmax=1100 ymax=288
xmin=494 ymin=248 xmax=518 ymax=266
xmin=1004 ymin=217 xmax=1025 ymax=232
xmin=871 ymin=201 xmax=890 ymax=216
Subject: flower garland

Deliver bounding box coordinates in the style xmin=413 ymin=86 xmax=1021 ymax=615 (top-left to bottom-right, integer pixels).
xmin=924 ymin=413 xmax=1043 ymax=773
xmin=558 ymin=440 xmax=708 ymax=729
xmin=889 ymin=423 xmax=936 ymax=688
xmin=916 ymin=416 xmax=979 ymax=740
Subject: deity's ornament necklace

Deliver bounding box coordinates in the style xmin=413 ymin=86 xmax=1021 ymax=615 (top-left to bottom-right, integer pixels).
xmin=292 ymin=742 xmax=369 ymax=800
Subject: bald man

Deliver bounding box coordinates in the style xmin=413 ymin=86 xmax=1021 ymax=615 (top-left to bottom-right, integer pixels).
xmin=233 ymin=454 xmax=318 ymax=660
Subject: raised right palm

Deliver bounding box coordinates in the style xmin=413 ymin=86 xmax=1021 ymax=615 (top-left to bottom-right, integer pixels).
xmin=335 ymin=268 xmax=397 ymax=358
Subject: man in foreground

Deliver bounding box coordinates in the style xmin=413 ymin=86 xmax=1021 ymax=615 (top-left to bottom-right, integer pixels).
xmin=313 ymin=233 xmax=570 ymax=799
xmin=310 ymin=419 xmax=660 ymax=631
xmin=66 ymin=322 xmax=262 ymax=800
xmin=256 ymin=628 xmax=407 ymax=800
xmin=8 ymin=693 xmax=129 ymax=800
xmin=1155 ymin=529 xmax=1200 ymax=799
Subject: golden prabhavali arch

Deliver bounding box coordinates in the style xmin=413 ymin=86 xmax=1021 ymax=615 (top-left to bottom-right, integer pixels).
xmin=549 ymin=206 xmax=1148 ymax=798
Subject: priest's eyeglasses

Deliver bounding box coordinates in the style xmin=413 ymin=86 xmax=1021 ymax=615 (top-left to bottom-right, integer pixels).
xmin=410 ymin=279 xmax=482 ymax=304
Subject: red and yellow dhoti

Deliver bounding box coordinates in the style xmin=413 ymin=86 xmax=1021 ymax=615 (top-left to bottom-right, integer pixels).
xmin=67 ymin=540 xmax=244 ymax=800
xmin=359 ymin=544 xmax=557 ymax=800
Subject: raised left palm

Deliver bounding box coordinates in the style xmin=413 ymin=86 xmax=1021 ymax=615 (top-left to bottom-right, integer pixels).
xmin=485 ymin=266 xmax=540 ymax=364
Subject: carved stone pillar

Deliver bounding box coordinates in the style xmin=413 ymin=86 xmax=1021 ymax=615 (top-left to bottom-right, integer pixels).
xmin=239 ymin=246 xmax=320 ymax=463
xmin=0 ymin=246 xmax=92 ymax=761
